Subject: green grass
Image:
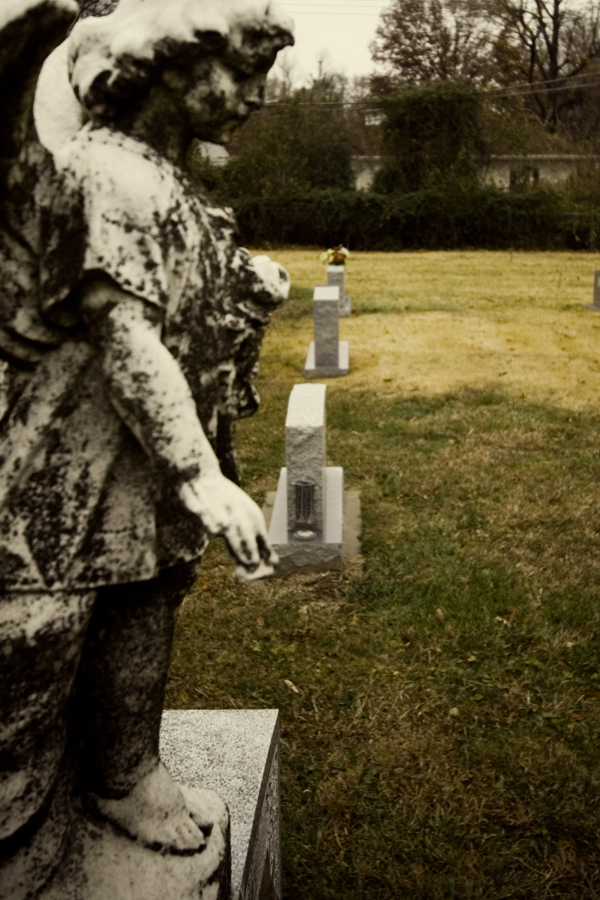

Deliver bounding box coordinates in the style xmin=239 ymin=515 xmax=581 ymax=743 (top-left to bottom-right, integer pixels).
xmin=166 ymin=252 xmax=600 ymax=899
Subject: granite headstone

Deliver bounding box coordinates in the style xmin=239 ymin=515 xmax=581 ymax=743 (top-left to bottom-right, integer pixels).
xmin=327 ymin=264 xmax=351 ymax=317
xmin=588 ymin=270 xmax=600 ymax=311
xmin=304 ymin=286 xmax=350 ymax=378
xmin=268 ymin=383 xmax=344 ymax=573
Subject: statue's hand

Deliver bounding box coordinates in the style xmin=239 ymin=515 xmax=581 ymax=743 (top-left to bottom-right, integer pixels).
xmin=178 ymin=475 xmax=278 ymax=581
xmin=250 ymin=254 xmax=291 ymax=303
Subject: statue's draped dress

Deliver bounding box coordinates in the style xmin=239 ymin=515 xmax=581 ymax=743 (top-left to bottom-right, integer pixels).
xmin=0 ymin=125 xmax=278 ymax=591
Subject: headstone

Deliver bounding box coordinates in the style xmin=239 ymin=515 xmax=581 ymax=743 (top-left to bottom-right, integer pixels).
xmin=588 ymin=270 xmax=600 ymax=310
xmin=268 ymin=384 xmax=344 ymax=573
xmin=304 ymin=286 xmax=350 ymax=378
xmin=285 ymin=383 xmax=327 ymax=542
xmin=327 ymin=264 xmax=351 ymax=317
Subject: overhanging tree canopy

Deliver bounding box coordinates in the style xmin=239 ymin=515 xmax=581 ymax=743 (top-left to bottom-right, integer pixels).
xmin=371 ymin=0 xmax=600 ymax=137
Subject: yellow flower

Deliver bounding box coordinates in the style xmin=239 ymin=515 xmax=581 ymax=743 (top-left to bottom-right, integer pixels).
xmin=321 ymin=245 xmax=350 ymax=265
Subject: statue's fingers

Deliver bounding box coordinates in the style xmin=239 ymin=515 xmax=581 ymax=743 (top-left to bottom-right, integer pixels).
xmin=257 ymin=532 xmax=278 ymax=567
xmin=239 ymin=537 xmax=260 ymax=566
xmin=236 ymin=560 xmax=275 ymax=583
xmin=225 ymin=528 xmax=260 ymax=569
xmin=239 ymin=500 xmax=277 ymax=566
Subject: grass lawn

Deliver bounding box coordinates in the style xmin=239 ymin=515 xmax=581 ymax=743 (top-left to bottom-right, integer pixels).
xmin=166 ymin=251 xmax=600 ymax=899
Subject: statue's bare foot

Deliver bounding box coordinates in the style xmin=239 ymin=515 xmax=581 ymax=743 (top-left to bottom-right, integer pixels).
xmin=86 ymin=762 xmax=209 ymax=855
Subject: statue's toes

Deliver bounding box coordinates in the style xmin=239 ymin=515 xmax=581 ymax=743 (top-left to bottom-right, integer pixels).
xmin=153 ymin=817 xmax=206 ymax=855
xmin=173 ymin=817 xmax=206 ymax=852
xmin=179 ymin=786 xmax=229 ymax=840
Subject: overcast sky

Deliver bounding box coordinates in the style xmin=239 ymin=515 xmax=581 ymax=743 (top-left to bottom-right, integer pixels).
xmin=275 ymin=1 xmax=391 ymax=84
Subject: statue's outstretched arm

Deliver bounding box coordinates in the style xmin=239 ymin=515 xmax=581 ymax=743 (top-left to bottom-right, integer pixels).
xmin=81 ymin=274 xmax=276 ymax=580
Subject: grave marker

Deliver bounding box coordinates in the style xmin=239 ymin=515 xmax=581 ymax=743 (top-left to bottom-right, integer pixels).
xmin=160 ymin=710 xmax=281 ymax=900
xmin=304 ymin=286 xmax=350 ymax=378
xmin=268 ymin=384 xmax=344 ymax=573
xmin=588 ymin=270 xmax=600 ymax=311
xmin=327 ymin=265 xmax=351 ymax=317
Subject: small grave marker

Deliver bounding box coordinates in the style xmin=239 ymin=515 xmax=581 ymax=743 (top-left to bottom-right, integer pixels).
xmin=268 ymin=384 xmax=344 ymax=574
xmin=327 ymin=265 xmax=351 ymax=317
xmin=588 ymin=271 xmax=600 ymax=311
xmin=304 ymin=286 xmax=349 ymax=378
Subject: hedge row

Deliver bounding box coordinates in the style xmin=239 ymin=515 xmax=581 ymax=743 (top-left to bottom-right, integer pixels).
xmin=226 ymin=187 xmax=600 ymax=251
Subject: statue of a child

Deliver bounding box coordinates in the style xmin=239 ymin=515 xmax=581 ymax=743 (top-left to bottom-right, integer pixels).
xmin=0 ymin=0 xmax=293 ymax=895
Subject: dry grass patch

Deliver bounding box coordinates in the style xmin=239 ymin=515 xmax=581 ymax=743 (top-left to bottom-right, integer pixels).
xmin=264 ymin=249 xmax=600 ymax=408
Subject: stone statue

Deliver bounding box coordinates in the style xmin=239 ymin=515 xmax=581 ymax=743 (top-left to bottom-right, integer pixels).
xmin=0 ymin=1 xmax=293 ymax=897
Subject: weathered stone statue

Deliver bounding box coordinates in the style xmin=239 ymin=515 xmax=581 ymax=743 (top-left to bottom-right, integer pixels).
xmin=0 ymin=1 xmax=293 ymax=897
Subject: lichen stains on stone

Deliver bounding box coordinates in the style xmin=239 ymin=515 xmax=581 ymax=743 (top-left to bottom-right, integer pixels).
xmin=0 ymin=123 xmax=289 ymax=591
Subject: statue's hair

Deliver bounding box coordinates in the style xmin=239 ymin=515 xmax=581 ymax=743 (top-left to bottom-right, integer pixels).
xmin=68 ymin=0 xmax=294 ymax=118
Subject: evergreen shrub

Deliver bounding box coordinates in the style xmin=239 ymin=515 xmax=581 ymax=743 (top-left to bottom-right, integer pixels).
xmin=219 ymin=97 xmax=354 ymax=197
xmin=373 ymin=83 xmax=487 ymax=193
xmin=227 ymin=186 xmax=597 ymax=250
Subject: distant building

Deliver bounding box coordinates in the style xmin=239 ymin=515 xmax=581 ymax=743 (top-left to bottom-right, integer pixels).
xmin=363 ymin=109 xmax=385 ymax=127
xmin=351 ymin=156 xmax=386 ymax=190
xmin=480 ymin=154 xmax=600 ymax=190
xmin=350 ymin=153 xmax=600 ymax=192
xmin=195 ymin=141 xmax=230 ymax=167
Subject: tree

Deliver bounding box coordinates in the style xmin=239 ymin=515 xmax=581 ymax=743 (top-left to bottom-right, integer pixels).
xmin=265 ymin=47 xmax=299 ymax=102
xmin=372 ymin=82 xmax=487 ymax=192
xmin=211 ymin=55 xmax=357 ymax=198
xmin=370 ymin=0 xmax=495 ymax=89
xmin=489 ymin=0 xmax=600 ymax=132
xmin=216 ymin=96 xmax=355 ymax=198
xmin=371 ymin=0 xmax=600 ymax=137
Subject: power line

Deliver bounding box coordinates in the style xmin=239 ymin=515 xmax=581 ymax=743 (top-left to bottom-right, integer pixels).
xmin=281 ymin=2 xmax=389 ymax=5
xmin=282 ymin=2 xmax=385 ymax=7
xmin=286 ymin=3 xmax=379 ymax=9
xmin=487 ymin=78 xmax=600 ymax=99
xmin=281 ymin=1 xmax=387 ymax=13
xmin=280 ymin=1 xmax=387 ymax=5
xmin=281 ymin=3 xmax=386 ymax=7
xmin=263 ymin=75 xmax=600 ymax=110
xmin=268 ymin=54 xmax=600 ymax=105
xmin=281 ymin=10 xmax=384 ymax=14
xmin=489 ymin=68 xmax=600 ymax=90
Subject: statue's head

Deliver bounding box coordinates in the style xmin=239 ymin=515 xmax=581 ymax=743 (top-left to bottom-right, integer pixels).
xmin=67 ymin=0 xmax=294 ymax=140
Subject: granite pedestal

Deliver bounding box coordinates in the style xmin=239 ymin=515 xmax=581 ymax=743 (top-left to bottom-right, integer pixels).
xmin=588 ymin=270 xmax=600 ymax=310
xmin=161 ymin=710 xmax=281 ymax=900
xmin=35 ymin=711 xmax=279 ymax=900
xmin=37 ymin=785 xmax=230 ymax=900
xmin=264 ymin=488 xmax=362 ymax=572
xmin=327 ymin=265 xmax=351 ymax=317
xmin=304 ymin=286 xmax=349 ymax=378
xmin=268 ymin=384 xmax=344 ymax=574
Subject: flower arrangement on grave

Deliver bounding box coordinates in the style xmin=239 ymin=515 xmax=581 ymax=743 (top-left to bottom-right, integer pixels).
xmin=320 ymin=245 xmax=350 ymax=266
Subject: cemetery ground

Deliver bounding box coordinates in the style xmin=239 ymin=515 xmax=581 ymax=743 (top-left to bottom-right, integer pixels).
xmin=166 ymin=251 xmax=600 ymax=899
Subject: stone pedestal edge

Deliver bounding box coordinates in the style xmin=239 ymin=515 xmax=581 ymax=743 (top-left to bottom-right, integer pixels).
xmin=304 ymin=341 xmax=349 ymax=378
xmin=160 ymin=710 xmax=281 ymax=900
xmin=264 ymin=488 xmax=362 ymax=575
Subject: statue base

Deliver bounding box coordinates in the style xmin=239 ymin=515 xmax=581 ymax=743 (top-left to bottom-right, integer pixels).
xmin=38 ymin=786 xmax=229 ymax=900
xmin=36 ymin=710 xmax=280 ymax=900
xmin=160 ymin=710 xmax=281 ymax=900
